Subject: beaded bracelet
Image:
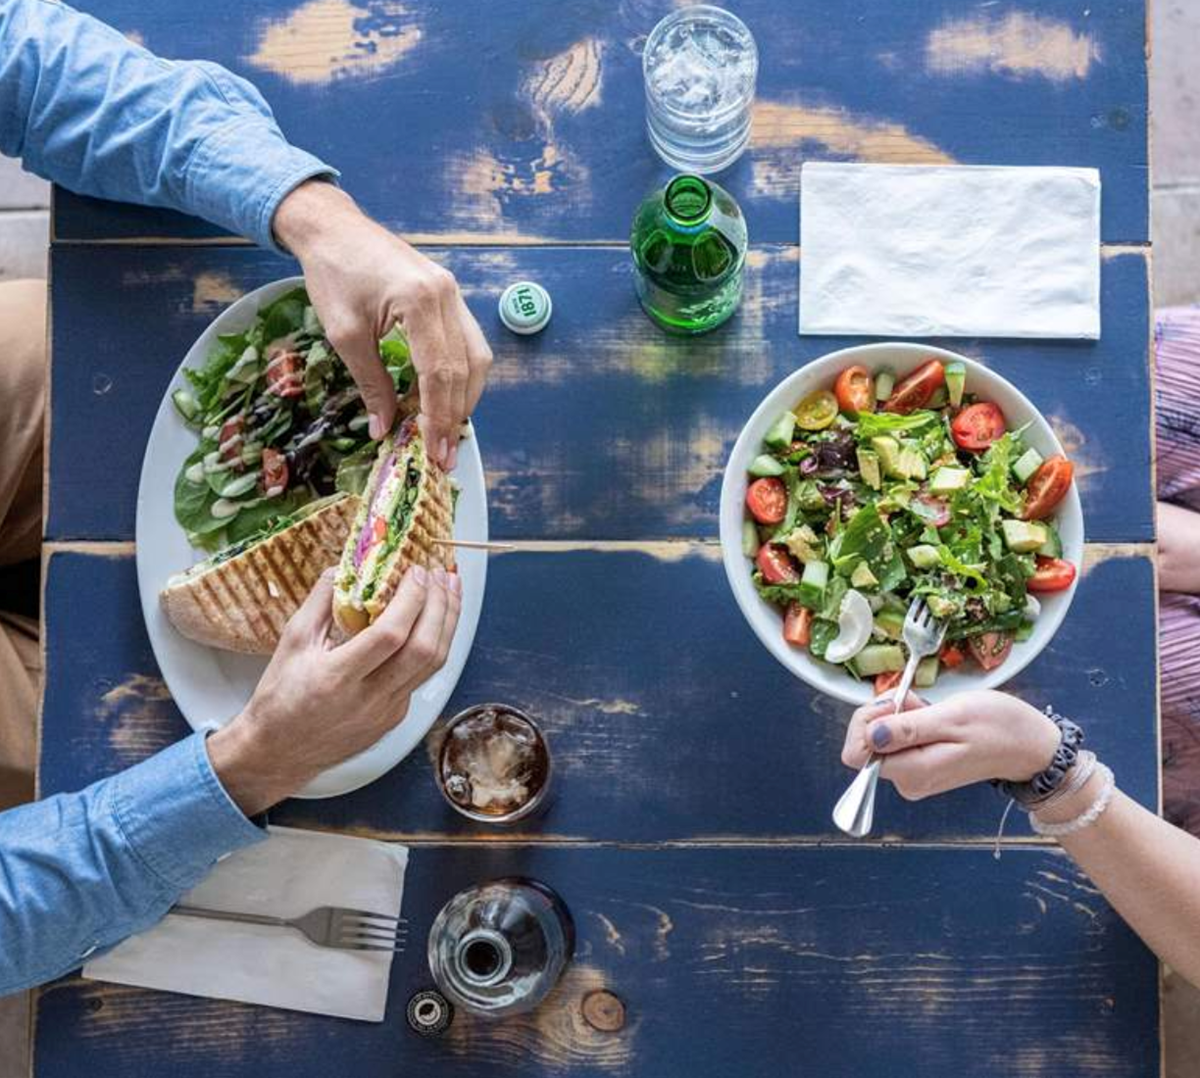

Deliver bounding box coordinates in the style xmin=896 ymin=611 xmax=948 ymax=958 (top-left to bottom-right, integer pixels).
xmin=1030 ymin=762 xmax=1115 ymax=837
xmin=993 ymin=710 xmax=1084 ymax=808
xmin=1032 ymin=750 xmax=1097 ymax=813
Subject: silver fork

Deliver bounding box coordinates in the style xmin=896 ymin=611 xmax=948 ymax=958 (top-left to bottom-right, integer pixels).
xmin=170 ymin=904 xmax=407 ymax=953
xmin=831 ymin=597 xmax=946 ymax=838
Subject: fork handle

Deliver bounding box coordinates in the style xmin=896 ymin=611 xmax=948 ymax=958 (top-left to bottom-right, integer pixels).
xmin=891 ymin=650 xmax=922 ymax=714
xmin=170 ymin=905 xmax=292 ymax=929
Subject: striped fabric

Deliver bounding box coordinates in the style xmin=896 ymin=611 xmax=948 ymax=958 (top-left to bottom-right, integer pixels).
xmin=1156 ymin=307 xmax=1200 ymax=835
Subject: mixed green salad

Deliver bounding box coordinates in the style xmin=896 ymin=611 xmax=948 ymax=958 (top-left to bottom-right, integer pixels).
xmin=743 ymin=358 xmax=1077 ymax=693
xmin=172 ymin=286 xmax=413 ymax=551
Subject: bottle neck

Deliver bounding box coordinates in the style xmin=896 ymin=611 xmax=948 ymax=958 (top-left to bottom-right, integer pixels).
xmin=454 ymin=928 xmax=514 ymax=987
xmin=663 ymin=175 xmax=713 ymax=233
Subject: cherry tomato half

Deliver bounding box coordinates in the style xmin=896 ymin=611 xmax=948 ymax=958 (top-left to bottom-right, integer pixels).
xmin=794 ymin=389 xmax=839 ymax=431
xmin=218 ymin=415 xmax=246 ymax=467
xmin=951 ymin=402 xmax=1007 ymax=451
xmin=874 ymin=671 xmax=902 ymax=696
xmin=261 ymin=447 xmax=288 ymax=493
xmin=834 ymin=365 xmax=874 ymax=415
xmin=265 ymin=349 xmax=304 ymax=398
xmin=967 ymin=631 xmax=1013 ymax=671
xmin=1022 ymin=456 xmax=1074 ymax=521
xmin=884 ymin=360 xmax=945 ymax=415
xmin=783 ymin=602 xmax=813 ymax=647
xmin=756 ymin=544 xmax=800 ymax=585
xmin=912 ymin=494 xmax=951 ymax=528
xmin=939 ymin=643 xmax=966 ymax=669
xmin=746 ymin=477 xmax=788 ymax=524
xmin=1028 ymin=556 xmax=1076 ymax=593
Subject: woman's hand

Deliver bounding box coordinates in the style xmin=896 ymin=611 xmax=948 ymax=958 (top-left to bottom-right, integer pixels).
xmin=1157 ymin=500 xmax=1200 ymax=594
xmin=208 ymin=565 xmax=462 ymax=814
xmin=841 ymin=689 xmax=1061 ymax=801
xmin=273 ymin=181 xmax=492 ymax=470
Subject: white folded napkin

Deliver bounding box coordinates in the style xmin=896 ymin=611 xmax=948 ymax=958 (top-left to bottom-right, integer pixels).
xmin=799 ymin=162 xmax=1101 ymax=339
xmin=84 ymin=826 xmax=408 ymax=1022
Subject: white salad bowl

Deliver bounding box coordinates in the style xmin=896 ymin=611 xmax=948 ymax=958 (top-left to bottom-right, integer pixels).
xmin=719 ymin=342 xmax=1084 ymax=705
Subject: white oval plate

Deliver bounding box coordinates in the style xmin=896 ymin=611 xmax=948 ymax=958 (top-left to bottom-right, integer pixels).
xmin=135 ymin=277 xmax=487 ymax=798
xmin=719 ymin=342 xmax=1083 ymax=706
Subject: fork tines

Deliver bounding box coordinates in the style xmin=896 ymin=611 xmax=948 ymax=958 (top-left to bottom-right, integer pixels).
xmin=337 ymin=911 xmax=407 ymax=952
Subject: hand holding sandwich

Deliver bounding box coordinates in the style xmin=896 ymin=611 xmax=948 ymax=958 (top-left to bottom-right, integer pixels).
xmin=208 ymin=565 xmax=461 ymax=815
xmin=273 ymin=181 xmax=492 ymax=471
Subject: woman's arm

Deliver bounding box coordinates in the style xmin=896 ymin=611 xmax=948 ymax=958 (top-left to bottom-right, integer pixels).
xmin=843 ymin=690 xmax=1200 ymax=984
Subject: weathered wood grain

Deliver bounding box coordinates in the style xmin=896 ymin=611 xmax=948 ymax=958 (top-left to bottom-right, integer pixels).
xmin=45 ymin=244 xmax=1153 ymax=544
xmin=39 ymin=546 xmax=1158 ymax=843
xmin=50 ymin=0 xmax=1148 ymax=244
xmin=33 ymin=844 xmax=1158 ymax=1078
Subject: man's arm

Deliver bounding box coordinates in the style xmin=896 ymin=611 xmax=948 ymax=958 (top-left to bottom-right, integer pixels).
xmin=0 ymin=568 xmax=460 ymax=996
xmin=0 ymin=0 xmax=334 ymax=250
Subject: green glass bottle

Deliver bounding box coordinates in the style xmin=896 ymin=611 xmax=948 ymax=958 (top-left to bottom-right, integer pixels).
xmin=630 ymin=173 xmax=747 ymax=334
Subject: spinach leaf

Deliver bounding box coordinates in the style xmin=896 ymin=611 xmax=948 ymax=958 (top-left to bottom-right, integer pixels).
xmin=809 ymin=619 xmax=838 ymax=660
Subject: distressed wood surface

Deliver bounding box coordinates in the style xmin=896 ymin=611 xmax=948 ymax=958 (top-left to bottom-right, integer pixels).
xmin=51 ymin=0 xmax=1149 ymax=245
xmin=39 ymin=547 xmax=1159 ymax=843
xmin=34 ymin=845 xmax=1159 ymax=1078
xmin=46 ymin=244 xmax=1153 ymax=544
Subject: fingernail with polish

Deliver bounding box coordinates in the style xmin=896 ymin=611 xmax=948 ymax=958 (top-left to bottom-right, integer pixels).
xmin=369 ymin=413 xmax=385 ymax=440
xmin=448 ymin=572 xmax=462 ymax=596
xmin=446 ymin=442 xmax=458 ymax=471
xmin=870 ymin=723 xmax=892 ymax=750
xmin=412 ymin=565 xmax=428 ymax=586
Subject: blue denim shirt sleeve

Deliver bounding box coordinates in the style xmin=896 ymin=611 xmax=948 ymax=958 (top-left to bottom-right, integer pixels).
xmin=0 ymin=0 xmax=337 ymax=249
xmin=0 ymin=733 xmax=264 ymax=995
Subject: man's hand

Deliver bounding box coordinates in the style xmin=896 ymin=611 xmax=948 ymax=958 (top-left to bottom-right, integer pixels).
xmin=273 ymin=181 xmax=491 ymax=470
xmin=208 ymin=565 xmax=462 ymax=815
xmin=841 ymin=689 xmax=1061 ymax=802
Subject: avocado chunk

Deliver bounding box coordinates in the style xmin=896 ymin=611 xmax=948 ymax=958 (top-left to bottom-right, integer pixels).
xmin=907 ymin=543 xmax=941 ymax=570
xmin=783 ymin=524 xmax=822 ymax=565
xmin=852 ymin=644 xmax=906 ymax=676
xmin=797 ymin=560 xmax=829 ymax=608
xmin=898 ymin=442 xmax=927 ymax=482
xmin=945 ymin=361 xmax=966 ymax=408
xmin=850 ymin=561 xmax=878 ymax=589
xmin=926 ymin=593 xmax=960 ymax=619
xmin=856 ymin=447 xmax=882 ymax=491
xmin=1002 ymin=519 xmax=1049 ymax=554
xmin=1012 ymin=447 xmax=1044 ymax=485
xmin=871 ymin=436 xmax=905 ymax=479
xmin=764 ymin=411 xmax=796 ymax=449
xmin=928 ymin=466 xmax=970 ymax=496
xmin=873 ymin=607 xmax=905 ymax=640
xmin=914 ymin=655 xmax=940 ymax=689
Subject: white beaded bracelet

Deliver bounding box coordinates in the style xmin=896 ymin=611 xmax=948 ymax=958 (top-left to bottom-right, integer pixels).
xmin=1030 ymin=762 xmax=1115 ymax=837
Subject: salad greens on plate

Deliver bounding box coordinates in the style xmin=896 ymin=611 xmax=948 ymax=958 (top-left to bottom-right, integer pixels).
xmin=742 ymin=358 xmax=1077 ymax=694
xmin=171 ymin=286 xmax=413 ymax=551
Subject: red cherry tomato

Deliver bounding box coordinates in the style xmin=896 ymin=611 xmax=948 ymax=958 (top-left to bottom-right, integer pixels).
xmin=1022 ymin=456 xmax=1074 ymax=521
xmin=261 ymin=447 xmax=288 ymax=493
xmin=265 ymin=349 xmax=304 ymax=398
xmin=834 ymin=365 xmax=874 ymax=414
xmin=1028 ymin=556 xmax=1076 ymax=593
xmin=939 ymin=643 xmax=966 ymax=669
xmin=884 ymin=360 xmax=945 ymax=415
xmin=967 ymin=631 xmax=1013 ymax=671
xmin=218 ymin=415 xmax=246 ymax=467
xmin=874 ymin=671 xmax=902 ymax=696
xmin=951 ymin=402 xmax=1007 ymax=451
xmin=783 ymin=602 xmax=813 ymax=647
xmin=756 ymin=544 xmax=800 ymax=584
xmin=746 ymin=477 xmax=788 ymax=525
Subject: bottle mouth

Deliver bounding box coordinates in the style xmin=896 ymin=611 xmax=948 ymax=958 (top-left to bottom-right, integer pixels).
xmin=455 ymin=929 xmax=513 ymax=986
xmin=664 ymin=175 xmax=712 ymax=225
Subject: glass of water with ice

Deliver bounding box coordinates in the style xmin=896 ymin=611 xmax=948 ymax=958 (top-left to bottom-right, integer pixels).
xmin=643 ymin=5 xmax=758 ymax=174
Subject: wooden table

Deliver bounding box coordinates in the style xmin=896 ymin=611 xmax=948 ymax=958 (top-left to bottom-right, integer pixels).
xmin=36 ymin=2 xmax=1158 ymax=1075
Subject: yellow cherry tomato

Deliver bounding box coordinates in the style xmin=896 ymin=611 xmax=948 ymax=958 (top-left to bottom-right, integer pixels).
xmin=794 ymin=389 xmax=839 ymax=431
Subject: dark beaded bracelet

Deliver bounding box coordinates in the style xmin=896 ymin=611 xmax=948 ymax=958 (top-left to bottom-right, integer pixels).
xmin=992 ymin=711 xmax=1084 ymax=808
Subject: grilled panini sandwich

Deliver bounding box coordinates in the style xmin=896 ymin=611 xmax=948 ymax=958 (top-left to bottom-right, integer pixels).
xmin=332 ymin=419 xmax=455 ymax=635
xmin=161 ymin=493 xmax=358 ymax=654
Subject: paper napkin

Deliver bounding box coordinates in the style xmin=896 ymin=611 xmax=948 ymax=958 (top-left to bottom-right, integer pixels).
xmin=84 ymin=826 xmax=408 ymax=1022
xmin=799 ymin=163 xmax=1101 ymax=339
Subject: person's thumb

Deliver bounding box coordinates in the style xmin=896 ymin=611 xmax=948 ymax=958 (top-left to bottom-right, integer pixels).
xmin=332 ymin=327 xmax=398 ymax=440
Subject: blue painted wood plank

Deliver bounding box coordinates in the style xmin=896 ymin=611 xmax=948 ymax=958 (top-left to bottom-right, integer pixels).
xmin=46 ymin=245 xmax=1153 ymax=544
xmin=39 ymin=548 xmax=1158 ymax=843
xmin=33 ymin=843 xmax=1159 ymax=1078
xmin=51 ymin=0 xmax=1148 ymax=244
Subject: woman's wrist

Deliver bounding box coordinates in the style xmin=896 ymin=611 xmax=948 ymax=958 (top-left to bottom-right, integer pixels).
xmin=1031 ymin=766 xmax=1106 ymax=825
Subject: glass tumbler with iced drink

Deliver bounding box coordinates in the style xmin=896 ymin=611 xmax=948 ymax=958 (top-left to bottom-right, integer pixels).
xmin=437 ymin=704 xmax=552 ymax=823
xmin=643 ymin=5 xmax=758 ymax=174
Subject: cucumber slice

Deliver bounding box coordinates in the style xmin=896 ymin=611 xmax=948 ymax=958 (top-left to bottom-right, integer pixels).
xmin=914 ymin=655 xmax=940 ymax=689
xmin=944 ymin=362 xmax=966 ymax=408
xmin=1037 ymin=522 xmax=1063 ymax=558
xmin=172 ymin=389 xmax=200 ymax=423
xmin=874 ymin=368 xmax=896 ymax=402
xmin=852 ymin=644 xmax=906 ymax=676
xmin=907 ymin=544 xmax=941 ymax=569
xmin=1012 ymin=447 xmax=1044 ymax=485
xmin=748 ymin=454 xmax=786 ymax=478
xmin=926 ymin=385 xmax=948 ymax=410
xmin=797 ymin=560 xmax=829 ymax=608
xmin=741 ymin=518 xmax=761 ymax=558
xmin=764 ymin=411 xmax=796 ymax=449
